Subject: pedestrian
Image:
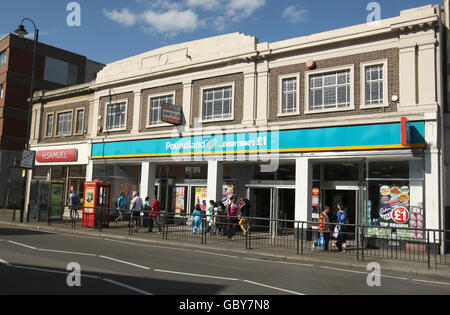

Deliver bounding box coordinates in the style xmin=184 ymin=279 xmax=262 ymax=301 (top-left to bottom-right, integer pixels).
xmin=215 ymin=202 xmax=226 ymax=235
xmin=206 ymin=200 xmax=215 ymax=234
xmin=192 ymin=204 xmax=204 ymax=235
xmin=227 ymin=195 xmax=239 ymax=240
xmin=115 ymin=192 xmax=127 ymax=223
xmin=238 ymin=197 xmax=251 ymax=236
xmin=130 ymin=191 xmax=143 ymax=232
xmin=149 ymin=196 xmax=162 ymax=233
xmin=335 ymin=205 xmax=348 ymax=252
xmin=317 ymin=205 xmax=331 ymax=251
xmin=143 ymin=197 xmax=151 ymax=229
xmin=69 ymin=190 xmax=80 ymax=220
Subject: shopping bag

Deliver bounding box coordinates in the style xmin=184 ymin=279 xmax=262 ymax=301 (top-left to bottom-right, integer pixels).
xmin=318 ymin=233 xmax=325 ymax=247
xmin=333 ymin=226 xmax=340 ymax=239
xmin=186 ymin=217 xmax=194 ymax=226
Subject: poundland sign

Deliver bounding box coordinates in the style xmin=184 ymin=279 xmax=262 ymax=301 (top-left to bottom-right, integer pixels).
xmin=92 ymin=121 xmax=426 ymax=160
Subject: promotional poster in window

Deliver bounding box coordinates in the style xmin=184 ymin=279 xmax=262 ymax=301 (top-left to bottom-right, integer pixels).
xmin=378 ymin=185 xmax=411 ymax=229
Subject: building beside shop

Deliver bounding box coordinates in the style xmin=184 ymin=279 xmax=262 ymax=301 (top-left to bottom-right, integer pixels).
xmin=0 ymin=33 xmax=104 ymax=208
xmin=27 ymin=4 xmax=449 ymax=242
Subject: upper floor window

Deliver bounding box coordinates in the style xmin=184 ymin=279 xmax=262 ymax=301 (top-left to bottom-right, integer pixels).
xmin=106 ymin=102 xmax=126 ymax=131
xmin=279 ymin=74 xmax=300 ymax=115
xmin=46 ymin=113 xmax=54 ymax=137
xmin=0 ymin=83 xmax=3 ymax=100
xmin=43 ymin=57 xmax=78 ymax=86
xmin=306 ymin=66 xmax=354 ymax=113
xmin=0 ymin=50 xmax=6 ymax=67
xmin=75 ymin=109 xmax=84 ymax=134
xmin=361 ymin=60 xmax=388 ymax=108
xmin=202 ymin=84 xmax=233 ymax=121
xmin=149 ymin=94 xmax=174 ymax=125
xmin=56 ymin=111 xmax=72 ymax=136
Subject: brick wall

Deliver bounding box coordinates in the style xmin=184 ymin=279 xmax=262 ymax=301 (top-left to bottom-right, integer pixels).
xmin=192 ymin=73 xmax=244 ymax=127
xmin=140 ymin=83 xmax=183 ymax=132
xmin=268 ymin=48 xmax=399 ymax=123
xmin=99 ymin=91 xmax=134 ymax=136
xmin=40 ymin=100 xmax=90 ymax=143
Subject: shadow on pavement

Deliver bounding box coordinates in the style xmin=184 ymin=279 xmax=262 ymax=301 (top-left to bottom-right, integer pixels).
xmin=0 ymin=263 xmax=225 ymax=295
xmin=0 ymin=228 xmax=53 ymax=236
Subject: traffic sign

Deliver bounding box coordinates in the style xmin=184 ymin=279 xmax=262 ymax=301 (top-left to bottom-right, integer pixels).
xmin=20 ymin=150 xmax=36 ymax=170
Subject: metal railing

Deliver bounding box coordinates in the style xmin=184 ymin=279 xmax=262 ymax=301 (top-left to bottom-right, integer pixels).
xmin=5 ymin=204 xmax=449 ymax=269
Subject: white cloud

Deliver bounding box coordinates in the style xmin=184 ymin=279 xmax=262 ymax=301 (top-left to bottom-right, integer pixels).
xmin=103 ymin=0 xmax=268 ymax=37
xmin=186 ymin=0 xmax=221 ymax=11
xmin=281 ymin=5 xmax=308 ymax=23
xmin=140 ymin=9 xmax=202 ymax=36
xmin=213 ymin=16 xmax=226 ymax=31
xmin=225 ymin=0 xmax=266 ymax=21
xmin=103 ymin=8 xmax=138 ymax=27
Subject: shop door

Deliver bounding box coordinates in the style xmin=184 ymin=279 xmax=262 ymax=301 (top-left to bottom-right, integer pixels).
xmin=49 ymin=182 xmax=65 ymax=219
xmin=249 ymin=187 xmax=295 ymax=237
xmin=277 ymin=189 xmax=295 ymax=234
xmin=323 ymin=188 xmax=358 ymax=236
xmin=249 ymin=188 xmax=272 ymax=233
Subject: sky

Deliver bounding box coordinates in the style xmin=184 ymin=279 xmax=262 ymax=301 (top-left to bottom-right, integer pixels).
xmin=0 ymin=0 xmax=442 ymax=64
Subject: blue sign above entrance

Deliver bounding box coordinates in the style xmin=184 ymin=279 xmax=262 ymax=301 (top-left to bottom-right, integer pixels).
xmin=92 ymin=121 xmax=426 ymax=159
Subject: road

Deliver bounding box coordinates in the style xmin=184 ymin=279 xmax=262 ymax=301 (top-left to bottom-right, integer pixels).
xmin=1 ymin=224 xmax=450 ymax=296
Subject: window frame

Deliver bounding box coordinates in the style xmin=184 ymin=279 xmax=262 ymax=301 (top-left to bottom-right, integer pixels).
xmin=74 ymin=107 xmax=85 ymax=135
xmin=278 ymin=73 xmax=300 ymax=117
xmin=0 ymin=50 xmax=6 ymax=67
xmin=44 ymin=112 xmax=54 ymax=138
xmin=199 ymin=82 xmax=235 ymax=123
xmin=55 ymin=110 xmax=73 ymax=137
xmin=304 ymin=64 xmax=355 ymax=114
xmin=146 ymin=91 xmax=176 ymax=128
xmin=360 ymin=59 xmax=389 ymax=109
xmin=104 ymin=99 xmax=128 ymax=132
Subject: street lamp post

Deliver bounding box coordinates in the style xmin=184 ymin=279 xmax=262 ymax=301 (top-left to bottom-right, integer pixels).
xmin=15 ymin=18 xmax=39 ymax=223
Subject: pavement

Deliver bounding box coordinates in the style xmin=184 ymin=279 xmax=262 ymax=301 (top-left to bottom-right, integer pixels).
xmin=0 ymin=217 xmax=449 ymax=284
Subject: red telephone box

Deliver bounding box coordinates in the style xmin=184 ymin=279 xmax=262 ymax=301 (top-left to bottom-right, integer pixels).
xmin=82 ymin=179 xmax=112 ymax=228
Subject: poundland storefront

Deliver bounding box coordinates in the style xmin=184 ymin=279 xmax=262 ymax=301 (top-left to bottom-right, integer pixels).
xmin=89 ymin=119 xmax=438 ymax=235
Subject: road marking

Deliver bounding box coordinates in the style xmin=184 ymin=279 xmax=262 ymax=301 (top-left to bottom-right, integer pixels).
xmin=380 ymin=274 xmax=408 ymax=281
xmin=412 ymin=279 xmax=450 ymax=286
xmin=103 ymin=278 xmax=153 ymax=295
xmin=103 ymin=238 xmax=191 ymax=251
xmin=319 ymin=265 xmax=368 ymax=275
xmin=98 ymin=255 xmax=151 ymax=270
xmin=242 ymin=280 xmax=305 ymax=295
xmin=194 ymin=250 xmax=238 ymax=259
xmin=38 ymin=249 xmax=96 ymax=257
xmin=7 ymin=240 xmax=37 ymax=250
xmin=13 ymin=264 xmax=152 ymax=294
xmin=0 ymin=258 xmax=11 ymax=267
xmin=153 ymin=269 xmax=239 ymax=281
xmin=243 ymin=257 xmax=315 ymax=267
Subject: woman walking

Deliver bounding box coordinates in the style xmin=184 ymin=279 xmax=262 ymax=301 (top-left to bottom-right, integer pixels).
xmin=227 ymin=196 xmax=239 ymax=240
xmin=192 ymin=204 xmax=204 ymax=235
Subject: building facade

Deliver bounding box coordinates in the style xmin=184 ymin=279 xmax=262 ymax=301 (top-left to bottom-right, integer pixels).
xmin=0 ymin=33 xmax=104 ymax=208
xmin=28 ymin=5 xmax=449 ymax=239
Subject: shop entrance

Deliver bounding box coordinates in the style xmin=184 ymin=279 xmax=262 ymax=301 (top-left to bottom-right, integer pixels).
xmin=248 ymin=186 xmax=295 ymax=236
xmin=322 ymin=188 xmax=358 ymax=235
